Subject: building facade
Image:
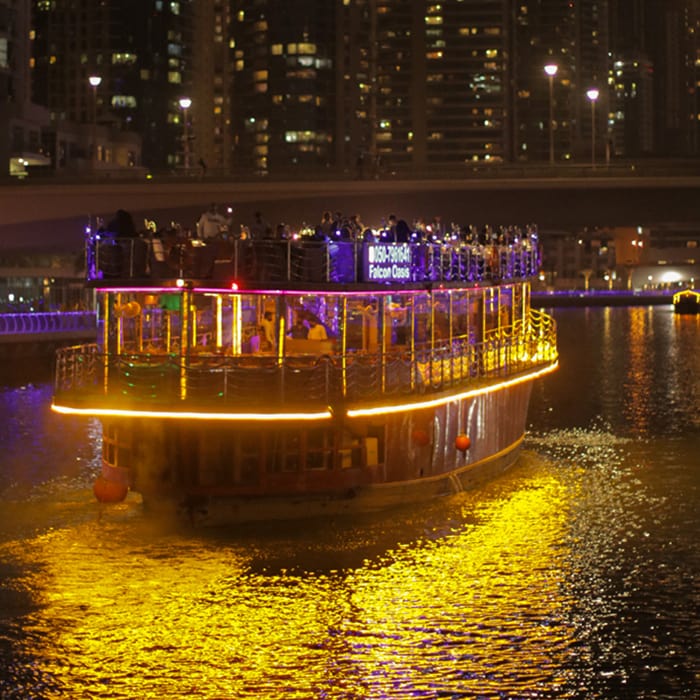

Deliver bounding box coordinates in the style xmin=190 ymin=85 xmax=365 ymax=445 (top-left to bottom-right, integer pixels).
xmin=2 ymin=0 xmax=698 ymax=178
xmin=0 ymin=0 xmax=50 ymax=177
xmin=32 ymin=0 xmax=192 ymax=172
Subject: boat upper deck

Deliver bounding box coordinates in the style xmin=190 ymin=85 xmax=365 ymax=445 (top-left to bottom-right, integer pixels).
xmin=86 ymin=227 xmax=541 ymax=290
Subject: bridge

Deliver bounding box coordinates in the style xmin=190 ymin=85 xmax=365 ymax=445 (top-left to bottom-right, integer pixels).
xmin=1 ymin=170 xmax=700 ymax=254
xmin=0 ymin=311 xmax=96 ymax=358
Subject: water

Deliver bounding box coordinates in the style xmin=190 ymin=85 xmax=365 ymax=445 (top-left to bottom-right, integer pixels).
xmin=0 ymin=306 xmax=698 ymax=699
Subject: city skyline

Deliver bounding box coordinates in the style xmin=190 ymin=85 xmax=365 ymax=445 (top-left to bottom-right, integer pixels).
xmin=1 ymin=0 xmax=699 ymax=177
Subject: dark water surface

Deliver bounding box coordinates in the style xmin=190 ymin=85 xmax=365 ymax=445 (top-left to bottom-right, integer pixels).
xmin=0 ymin=306 xmax=698 ymax=698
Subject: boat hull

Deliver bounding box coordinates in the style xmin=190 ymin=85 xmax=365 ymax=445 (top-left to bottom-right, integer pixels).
xmin=99 ymin=379 xmax=534 ymax=525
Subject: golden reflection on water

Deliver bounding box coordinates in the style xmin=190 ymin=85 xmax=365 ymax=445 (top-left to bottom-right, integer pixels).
xmin=1 ymin=458 xmax=581 ymax=698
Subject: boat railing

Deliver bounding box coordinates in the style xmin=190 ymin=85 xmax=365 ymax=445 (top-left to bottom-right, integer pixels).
xmin=86 ymin=234 xmax=541 ymax=286
xmin=54 ymin=310 xmax=557 ymax=411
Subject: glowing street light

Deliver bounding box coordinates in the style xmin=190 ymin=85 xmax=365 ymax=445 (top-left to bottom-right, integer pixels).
xmin=544 ymin=64 xmax=558 ymax=165
xmin=586 ymin=88 xmax=600 ymax=169
xmin=179 ymin=97 xmax=192 ymax=173
xmin=88 ymin=75 xmax=102 ymax=171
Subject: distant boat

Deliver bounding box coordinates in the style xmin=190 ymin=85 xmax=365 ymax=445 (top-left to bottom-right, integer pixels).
xmin=672 ymin=289 xmax=700 ymax=314
xmin=52 ymin=221 xmax=558 ymax=525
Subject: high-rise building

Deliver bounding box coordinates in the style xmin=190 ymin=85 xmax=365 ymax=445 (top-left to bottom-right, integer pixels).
xmin=229 ymin=1 xmax=336 ymax=177
xmin=646 ymin=0 xmax=700 ymax=156
xmin=513 ymin=0 xmax=609 ymax=163
xmin=11 ymin=0 xmax=695 ymax=180
xmin=191 ymin=1 xmax=233 ymax=175
xmin=229 ymin=0 xmax=611 ymax=176
xmin=365 ymin=0 xmax=514 ymax=173
xmin=608 ymin=0 xmax=654 ymax=157
xmin=231 ymin=0 xmax=515 ymax=178
xmin=32 ymin=0 xmax=193 ymax=171
xmin=0 ymin=0 xmax=50 ymax=177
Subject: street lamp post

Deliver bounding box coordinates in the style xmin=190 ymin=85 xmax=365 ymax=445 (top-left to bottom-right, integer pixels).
xmin=88 ymin=75 xmax=102 ymax=171
xmin=544 ymin=64 xmax=558 ymax=165
xmin=179 ymin=97 xmax=192 ymax=173
xmin=586 ymin=88 xmax=600 ymax=169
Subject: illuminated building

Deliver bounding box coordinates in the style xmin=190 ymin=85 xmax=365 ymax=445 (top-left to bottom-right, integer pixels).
xmin=31 ymin=0 xmax=192 ymax=171
xmin=645 ymin=0 xmax=700 ymax=156
xmin=513 ymin=0 xmax=609 ymax=163
xmin=608 ymin=1 xmax=654 ymax=157
xmin=191 ymin=0 xmax=234 ymax=174
xmin=230 ymin=1 xmax=336 ymax=176
xmin=0 ymin=0 xmax=50 ymax=177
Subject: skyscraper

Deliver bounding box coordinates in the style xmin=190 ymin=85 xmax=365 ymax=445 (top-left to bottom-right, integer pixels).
xmin=0 ymin=0 xmax=49 ymax=177
xmin=229 ymin=1 xmax=336 ymax=176
xmin=513 ymin=0 xmax=609 ymax=163
xmin=3 ymin=0 xmax=693 ymax=178
xmin=609 ymin=0 xmax=654 ymax=157
xmin=32 ymin=0 xmax=193 ymax=171
xmin=646 ymin=0 xmax=700 ymax=155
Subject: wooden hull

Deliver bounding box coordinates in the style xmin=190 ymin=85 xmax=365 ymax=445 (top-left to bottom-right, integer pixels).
xmin=99 ymin=379 xmax=533 ymax=525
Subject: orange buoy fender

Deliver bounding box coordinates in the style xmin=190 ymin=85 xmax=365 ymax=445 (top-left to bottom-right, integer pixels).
xmin=93 ymin=475 xmax=128 ymax=503
xmin=455 ymin=434 xmax=471 ymax=452
xmin=412 ymin=427 xmax=430 ymax=447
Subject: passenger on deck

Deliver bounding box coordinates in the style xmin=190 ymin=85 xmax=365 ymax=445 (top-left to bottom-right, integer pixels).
xmin=250 ymin=211 xmax=272 ymax=240
xmin=107 ymin=209 xmax=138 ymax=237
xmin=261 ymin=311 xmax=276 ymax=349
xmin=319 ymin=211 xmax=334 ymax=238
xmin=197 ymin=203 xmax=227 ymax=240
xmin=395 ymin=219 xmax=411 ymax=243
xmin=307 ymin=319 xmax=328 ymax=341
xmin=289 ymin=317 xmax=308 ymax=339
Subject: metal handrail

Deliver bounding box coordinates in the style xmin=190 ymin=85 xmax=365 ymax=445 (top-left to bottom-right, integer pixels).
xmin=54 ymin=310 xmax=557 ymax=411
xmin=87 ymin=235 xmax=541 ymax=285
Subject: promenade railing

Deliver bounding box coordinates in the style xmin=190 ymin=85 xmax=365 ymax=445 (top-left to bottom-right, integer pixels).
xmin=0 ymin=311 xmax=96 ymax=338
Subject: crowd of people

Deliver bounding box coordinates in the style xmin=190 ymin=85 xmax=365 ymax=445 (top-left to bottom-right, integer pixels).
xmin=98 ymin=203 xmax=538 ymax=252
xmin=234 ymin=208 xmax=539 ymax=249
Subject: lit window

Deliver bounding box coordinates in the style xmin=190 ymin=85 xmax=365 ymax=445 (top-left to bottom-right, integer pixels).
xmin=112 ymin=53 xmax=138 ymax=65
xmin=111 ymin=95 xmax=138 ymax=109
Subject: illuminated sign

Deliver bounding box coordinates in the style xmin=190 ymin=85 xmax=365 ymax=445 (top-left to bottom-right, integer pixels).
xmin=363 ymin=243 xmax=412 ymax=282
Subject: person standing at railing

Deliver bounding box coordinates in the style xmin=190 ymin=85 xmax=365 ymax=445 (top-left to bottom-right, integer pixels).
xmin=197 ymin=203 xmax=228 ymax=240
xmin=261 ymin=310 xmax=276 ymax=350
xmin=107 ymin=209 xmax=138 ymax=237
xmin=250 ymin=211 xmax=273 ymax=240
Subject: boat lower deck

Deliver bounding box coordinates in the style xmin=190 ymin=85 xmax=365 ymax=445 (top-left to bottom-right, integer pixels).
xmin=96 ymin=376 xmax=537 ymax=524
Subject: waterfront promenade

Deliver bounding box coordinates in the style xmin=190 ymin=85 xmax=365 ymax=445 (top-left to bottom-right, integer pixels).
xmin=0 ymin=310 xmax=95 ymax=358
xmin=531 ymin=289 xmax=674 ymax=307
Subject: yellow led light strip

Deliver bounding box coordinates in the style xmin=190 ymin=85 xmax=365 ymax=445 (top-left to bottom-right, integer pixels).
xmin=51 ymin=360 xmax=556 ymax=423
xmin=51 ymin=405 xmax=333 ymax=422
xmin=346 ymin=360 xmax=559 ymax=418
